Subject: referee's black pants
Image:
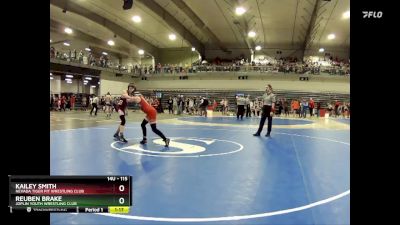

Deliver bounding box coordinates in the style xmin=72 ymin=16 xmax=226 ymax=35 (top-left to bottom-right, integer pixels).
xmin=237 ymin=105 xmax=245 ymax=119
xmin=246 ymin=104 xmax=251 ymax=117
xmin=90 ymin=103 xmax=98 ymax=116
xmin=255 ymin=105 xmax=272 ymax=135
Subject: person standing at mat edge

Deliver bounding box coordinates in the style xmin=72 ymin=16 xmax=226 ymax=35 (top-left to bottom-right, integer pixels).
xmin=90 ymin=94 xmax=99 ymax=116
xmin=254 ymin=84 xmax=276 ymax=137
xmin=236 ymin=95 xmax=246 ymax=120
xmin=105 ymin=92 xmax=112 ymax=119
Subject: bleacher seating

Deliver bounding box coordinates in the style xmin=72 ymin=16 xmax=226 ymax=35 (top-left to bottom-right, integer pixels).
xmin=140 ymin=89 xmax=349 ymax=112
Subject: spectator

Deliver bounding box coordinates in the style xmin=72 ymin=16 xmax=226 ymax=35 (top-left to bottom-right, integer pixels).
xmin=50 ymin=47 xmax=55 ymax=58
xmin=316 ymin=102 xmax=321 ymax=118
xmin=309 ymin=98 xmax=315 ymax=117
xmin=70 ymin=95 xmax=76 ymax=111
xmin=167 ymin=97 xmax=173 ymax=114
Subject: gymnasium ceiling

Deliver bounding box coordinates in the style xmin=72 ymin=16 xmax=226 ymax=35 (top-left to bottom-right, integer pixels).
xmin=50 ymin=0 xmax=349 ymax=57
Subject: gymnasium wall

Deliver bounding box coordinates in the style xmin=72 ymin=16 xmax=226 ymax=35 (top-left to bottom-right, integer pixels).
xmin=50 ymin=76 xmax=93 ymax=95
xmin=131 ymin=73 xmax=349 ymax=93
xmin=99 ymin=71 xmax=136 ymax=96
xmin=134 ymin=80 xmax=349 ymax=93
xmin=158 ymin=48 xmax=201 ymax=65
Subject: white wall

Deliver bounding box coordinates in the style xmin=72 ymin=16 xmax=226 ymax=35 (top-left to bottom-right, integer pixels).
xmin=159 ymin=48 xmax=200 ymax=65
xmin=90 ymin=86 xmax=99 ymax=95
xmin=99 ymin=71 xmax=135 ymax=96
xmin=50 ymin=75 xmax=93 ymax=94
xmin=134 ymin=80 xmax=348 ymax=93
xmin=60 ymin=79 xmax=80 ymax=93
xmin=100 ymin=80 xmax=129 ymax=96
xmin=133 ymin=73 xmax=349 ymax=93
xmin=55 ymin=70 xmax=349 ymax=95
xmin=50 ymin=76 xmax=61 ymax=95
xmin=97 ymin=66 xmax=350 ymax=96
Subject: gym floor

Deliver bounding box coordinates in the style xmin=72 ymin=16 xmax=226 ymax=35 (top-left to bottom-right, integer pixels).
xmin=50 ymin=110 xmax=349 ymax=225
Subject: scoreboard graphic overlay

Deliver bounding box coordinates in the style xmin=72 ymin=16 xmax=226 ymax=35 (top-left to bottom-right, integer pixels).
xmin=8 ymin=176 xmax=132 ymax=214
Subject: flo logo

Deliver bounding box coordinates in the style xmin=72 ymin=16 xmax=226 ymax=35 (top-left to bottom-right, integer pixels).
xmin=111 ymin=137 xmax=243 ymax=158
xmin=362 ymin=11 xmax=383 ymax=18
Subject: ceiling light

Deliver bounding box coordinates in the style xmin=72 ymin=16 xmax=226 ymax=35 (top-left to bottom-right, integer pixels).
xmin=102 ymin=52 xmax=108 ymax=55
xmin=107 ymin=40 xmax=115 ymax=46
xmin=138 ymin=49 xmax=144 ymax=55
xmin=235 ymin=7 xmax=246 ymax=15
xmin=85 ymin=77 xmax=92 ymax=80
xmin=319 ymin=48 xmax=325 ymax=52
xmin=132 ymin=15 xmax=141 ymax=23
xmin=342 ymin=11 xmax=350 ymax=19
xmin=255 ymin=45 xmax=262 ymax=51
xmin=64 ymin=27 xmax=73 ymax=34
xmin=327 ymin=34 xmax=336 ymax=40
xmin=63 ymin=42 xmax=70 ymax=46
xmin=191 ymin=47 xmax=195 ymax=51
xmin=50 ymin=77 xmax=54 ymax=80
xmin=66 ymin=75 xmax=73 ymax=78
xmin=169 ymin=34 xmax=176 ymax=40
xmin=85 ymin=48 xmax=91 ymax=51
xmin=248 ymin=31 xmax=256 ymax=37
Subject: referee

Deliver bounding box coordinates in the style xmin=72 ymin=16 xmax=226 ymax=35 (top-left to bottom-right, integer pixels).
xmin=236 ymin=95 xmax=246 ymax=120
xmin=253 ymin=84 xmax=276 ymax=137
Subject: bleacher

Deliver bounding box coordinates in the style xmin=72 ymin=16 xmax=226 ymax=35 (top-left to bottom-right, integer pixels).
xmin=52 ymin=89 xmax=348 ymax=112
xmin=140 ymin=89 xmax=350 ymax=112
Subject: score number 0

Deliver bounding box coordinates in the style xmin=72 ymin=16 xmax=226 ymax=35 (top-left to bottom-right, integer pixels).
xmin=118 ymin=185 xmax=125 ymax=204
